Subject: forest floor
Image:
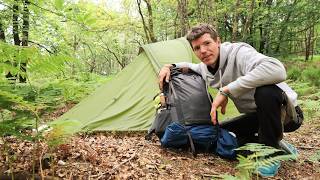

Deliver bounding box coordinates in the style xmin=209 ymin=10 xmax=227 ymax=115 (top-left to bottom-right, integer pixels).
xmin=0 ymin=113 xmax=319 ymax=180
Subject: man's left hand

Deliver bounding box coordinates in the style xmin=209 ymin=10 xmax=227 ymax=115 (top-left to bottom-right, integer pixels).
xmin=210 ymin=88 xmax=229 ymax=125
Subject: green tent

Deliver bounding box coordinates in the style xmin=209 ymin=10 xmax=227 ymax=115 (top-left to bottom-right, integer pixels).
xmin=55 ymin=38 xmax=199 ymax=132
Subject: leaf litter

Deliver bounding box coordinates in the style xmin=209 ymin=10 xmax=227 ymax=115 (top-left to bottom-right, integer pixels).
xmin=0 ymin=117 xmax=319 ymax=179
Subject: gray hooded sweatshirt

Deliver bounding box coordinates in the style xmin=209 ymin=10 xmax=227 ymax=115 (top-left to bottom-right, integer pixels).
xmin=175 ymin=42 xmax=298 ymax=113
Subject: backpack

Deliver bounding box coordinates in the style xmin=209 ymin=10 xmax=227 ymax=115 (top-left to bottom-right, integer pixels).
xmin=160 ymin=122 xmax=218 ymax=154
xmin=281 ymin=92 xmax=304 ymax=132
xmin=146 ymin=68 xmax=213 ymax=139
xmin=146 ymin=68 xmax=238 ymax=158
xmin=215 ymin=123 xmax=238 ymax=159
xmin=146 ymin=68 xmax=219 ymax=155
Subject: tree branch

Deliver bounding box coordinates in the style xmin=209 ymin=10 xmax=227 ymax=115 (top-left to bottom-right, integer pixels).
xmin=28 ymin=40 xmax=53 ymax=54
xmin=137 ymin=0 xmax=151 ymax=42
xmin=28 ymin=1 xmax=90 ymax=31
xmin=100 ymin=45 xmax=125 ymax=69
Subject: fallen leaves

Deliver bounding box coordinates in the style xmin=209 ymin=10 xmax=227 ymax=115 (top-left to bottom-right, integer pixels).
xmin=0 ymin=117 xmax=320 ymax=179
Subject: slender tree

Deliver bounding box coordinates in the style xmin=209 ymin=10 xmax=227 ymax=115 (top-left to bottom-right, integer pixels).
xmin=176 ymin=0 xmax=189 ymax=38
xmin=231 ymin=0 xmax=241 ymax=42
xmin=12 ymin=0 xmax=20 ymax=46
xmin=19 ymin=0 xmax=30 ymax=83
xmin=305 ymin=25 xmax=314 ymax=61
xmin=137 ymin=0 xmax=157 ymax=43
xmin=5 ymin=0 xmax=20 ymax=81
xmin=258 ymin=0 xmax=273 ymax=54
xmin=274 ymin=0 xmax=297 ymax=54
xmin=0 ymin=21 xmax=5 ymax=41
xmin=242 ymin=0 xmax=255 ymax=44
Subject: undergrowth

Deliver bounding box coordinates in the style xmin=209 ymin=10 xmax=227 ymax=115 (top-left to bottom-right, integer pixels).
xmin=0 ymin=42 xmax=113 ymax=178
xmin=284 ymin=58 xmax=320 ymax=121
xmin=1 ymin=43 xmax=319 ymax=178
xmin=216 ymin=143 xmax=297 ymax=180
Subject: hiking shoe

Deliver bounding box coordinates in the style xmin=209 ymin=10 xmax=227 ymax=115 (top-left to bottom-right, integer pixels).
xmin=257 ymin=161 xmax=281 ymax=177
xmin=279 ymin=140 xmax=298 ymax=157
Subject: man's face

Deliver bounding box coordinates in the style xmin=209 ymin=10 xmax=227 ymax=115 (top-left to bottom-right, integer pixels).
xmin=191 ymin=33 xmax=221 ymax=66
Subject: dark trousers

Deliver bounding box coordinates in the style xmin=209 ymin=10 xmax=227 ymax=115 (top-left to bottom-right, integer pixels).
xmin=221 ymin=85 xmax=284 ymax=148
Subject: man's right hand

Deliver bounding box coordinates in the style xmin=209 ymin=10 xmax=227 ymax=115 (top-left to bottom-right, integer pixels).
xmin=158 ymin=64 xmax=173 ymax=91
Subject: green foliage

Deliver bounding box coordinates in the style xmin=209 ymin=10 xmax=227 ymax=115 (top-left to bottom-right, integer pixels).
xmin=301 ymin=68 xmax=320 ymax=87
xmin=45 ymin=119 xmax=81 ymax=148
xmin=283 ymin=55 xmax=320 ymax=62
xmin=285 ymin=58 xmax=320 ymax=121
xmin=54 ymin=0 xmax=64 ymax=10
xmin=0 ymin=85 xmax=42 ymax=143
xmin=0 ymin=86 xmax=37 ymax=113
xmin=0 ymin=118 xmax=33 ymax=140
xmin=308 ymin=150 xmax=320 ymax=164
xmin=298 ymin=98 xmax=320 ymax=120
xmin=288 ymin=81 xmax=317 ymax=96
xmin=284 ymin=56 xmax=320 ymax=88
xmin=218 ymin=143 xmax=297 ymax=180
xmin=286 ymin=80 xmax=320 ymax=120
xmin=287 ymin=67 xmax=301 ymax=81
xmin=28 ymin=53 xmax=75 ymax=76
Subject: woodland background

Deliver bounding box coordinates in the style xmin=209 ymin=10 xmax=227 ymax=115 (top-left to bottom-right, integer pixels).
xmin=0 ymin=0 xmax=320 ymax=179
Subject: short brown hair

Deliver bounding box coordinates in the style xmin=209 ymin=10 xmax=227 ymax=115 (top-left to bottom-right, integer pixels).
xmin=186 ymin=23 xmax=219 ymax=44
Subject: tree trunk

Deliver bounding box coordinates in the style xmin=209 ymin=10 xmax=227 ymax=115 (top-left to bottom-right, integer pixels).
xmin=71 ymin=35 xmax=79 ymax=74
xmin=137 ymin=0 xmax=150 ymax=42
xmin=144 ymin=0 xmax=156 ymax=42
xmin=12 ymin=0 xmax=20 ymax=46
xmin=275 ymin=0 xmax=296 ymax=54
xmin=21 ymin=0 xmax=30 ymax=47
xmin=224 ymin=14 xmax=232 ymax=42
xmin=137 ymin=0 xmax=157 ymax=43
xmin=207 ymin=0 xmax=216 ymax=26
xmin=6 ymin=0 xmax=20 ymax=81
xmin=258 ymin=0 xmax=272 ymax=54
xmin=173 ymin=13 xmax=178 ymax=39
xmin=177 ymin=0 xmax=188 ymax=38
xmin=264 ymin=0 xmax=273 ymax=54
xmin=231 ymin=0 xmax=240 ymax=42
xmin=101 ymin=45 xmax=126 ymax=69
xmin=196 ymin=0 xmax=202 ymax=21
xmin=259 ymin=23 xmax=265 ymax=53
xmin=305 ymin=25 xmax=314 ymax=61
xmin=242 ymin=0 xmax=255 ymax=43
xmin=84 ymin=43 xmax=96 ymax=73
xmin=0 ymin=22 xmax=5 ymax=41
xmin=19 ymin=0 xmax=30 ymax=83
xmin=310 ymin=26 xmax=315 ymax=60
xmin=196 ymin=0 xmax=215 ymax=26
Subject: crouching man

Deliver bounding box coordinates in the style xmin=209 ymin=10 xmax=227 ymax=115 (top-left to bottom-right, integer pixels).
xmin=158 ymin=23 xmax=303 ymax=177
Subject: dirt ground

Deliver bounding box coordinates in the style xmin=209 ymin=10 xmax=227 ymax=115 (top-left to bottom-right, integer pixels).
xmin=1 ymin=115 xmax=319 ymax=180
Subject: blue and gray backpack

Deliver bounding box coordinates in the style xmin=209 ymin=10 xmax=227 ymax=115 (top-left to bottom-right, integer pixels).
xmin=146 ymin=68 xmax=237 ymax=158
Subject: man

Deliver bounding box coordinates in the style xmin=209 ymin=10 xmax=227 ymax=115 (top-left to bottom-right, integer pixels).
xmin=158 ymin=23 xmax=303 ymax=177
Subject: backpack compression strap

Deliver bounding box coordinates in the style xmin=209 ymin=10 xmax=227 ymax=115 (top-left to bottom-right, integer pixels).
xmin=168 ymin=81 xmax=184 ymax=124
xmin=187 ymin=131 xmax=196 ymax=157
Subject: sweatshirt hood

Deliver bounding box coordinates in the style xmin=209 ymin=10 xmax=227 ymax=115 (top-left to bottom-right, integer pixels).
xmin=218 ymin=42 xmax=233 ymax=70
xmin=200 ymin=42 xmax=256 ymax=87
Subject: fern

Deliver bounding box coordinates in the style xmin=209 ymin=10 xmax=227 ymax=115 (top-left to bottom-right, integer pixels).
xmin=300 ymin=99 xmax=320 ymax=120
xmin=46 ymin=119 xmax=82 ymax=148
xmin=308 ymin=150 xmax=320 ymax=164
xmin=28 ymin=53 xmax=76 ymax=76
xmin=1 ymin=41 xmax=76 ymax=79
xmin=218 ymin=143 xmax=297 ymax=180
xmin=0 ymin=89 xmax=36 ymax=112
